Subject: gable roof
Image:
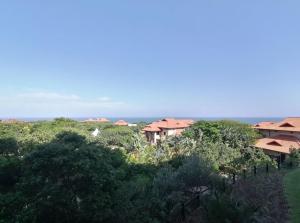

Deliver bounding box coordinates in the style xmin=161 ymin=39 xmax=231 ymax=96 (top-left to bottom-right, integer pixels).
xmin=254 ymin=117 xmax=300 ymax=132
xmin=255 ymin=135 xmax=300 ymax=154
xmin=267 ymin=141 xmax=282 ymax=146
xmin=279 ymin=122 xmax=295 ymax=127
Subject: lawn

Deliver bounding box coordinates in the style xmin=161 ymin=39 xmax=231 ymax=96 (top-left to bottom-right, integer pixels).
xmin=284 ymin=168 xmax=300 ymax=223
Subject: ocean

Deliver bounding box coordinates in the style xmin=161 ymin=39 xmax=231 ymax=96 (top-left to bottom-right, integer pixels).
xmin=14 ymin=117 xmax=283 ymax=125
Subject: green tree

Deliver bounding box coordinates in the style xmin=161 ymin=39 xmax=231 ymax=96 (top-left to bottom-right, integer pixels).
xmin=0 ymin=138 xmax=19 ymax=156
xmin=286 ymin=148 xmax=300 ymax=167
xmin=16 ymin=134 xmax=126 ymax=223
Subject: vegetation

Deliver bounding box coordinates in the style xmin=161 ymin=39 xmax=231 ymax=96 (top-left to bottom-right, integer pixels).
xmin=284 ymin=168 xmax=300 ymax=223
xmin=285 ymin=149 xmax=300 ymax=168
xmin=0 ymin=119 xmax=289 ymax=222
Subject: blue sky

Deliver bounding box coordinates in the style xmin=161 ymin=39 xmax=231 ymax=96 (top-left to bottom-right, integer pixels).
xmin=0 ymin=0 xmax=300 ymax=118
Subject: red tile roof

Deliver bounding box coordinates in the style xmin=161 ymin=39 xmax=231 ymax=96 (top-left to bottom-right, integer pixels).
xmin=114 ymin=120 xmax=128 ymax=126
xmin=143 ymin=118 xmax=194 ymax=132
xmin=254 ymin=118 xmax=300 ymax=132
xmin=254 ymin=122 xmax=274 ymax=127
xmin=96 ymin=118 xmax=110 ymax=122
xmin=143 ymin=123 xmax=161 ymax=132
xmin=255 ymin=135 xmax=300 ymax=154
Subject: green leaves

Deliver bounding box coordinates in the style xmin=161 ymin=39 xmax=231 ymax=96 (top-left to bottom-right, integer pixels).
xmin=17 ymin=135 xmax=122 ymax=223
xmin=0 ymin=137 xmax=19 ymax=156
xmin=0 ymin=120 xmax=288 ymax=223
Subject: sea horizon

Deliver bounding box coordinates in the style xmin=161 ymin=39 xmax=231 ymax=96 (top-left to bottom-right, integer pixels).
xmin=0 ymin=117 xmax=284 ymax=125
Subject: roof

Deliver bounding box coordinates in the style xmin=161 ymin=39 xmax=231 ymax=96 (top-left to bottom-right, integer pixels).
xmin=254 ymin=117 xmax=300 ymax=132
xmin=143 ymin=123 xmax=161 ymax=132
xmin=254 ymin=122 xmax=274 ymax=127
xmin=114 ymin=120 xmax=128 ymax=126
xmin=83 ymin=118 xmax=110 ymax=123
xmin=255 ymin=134 xmax=300 ymax=154
xmin=143 ymin=118 xmax=194 ymax=132
xmin=96 ymin=118 xmax=110 ymax=122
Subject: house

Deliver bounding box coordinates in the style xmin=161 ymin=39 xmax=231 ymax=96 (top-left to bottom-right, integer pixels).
xmin=143 ymin=118 xmax=194 ymax=144
xmin=96 ymin=118 xmax=110 ymax=122
xmin=114 ymin=120 xmax=129 ymax=126
xmin=83 ymin=118 xmax=110 ymax=123
xmin=254 ymin=117 xmax=300 ymax=161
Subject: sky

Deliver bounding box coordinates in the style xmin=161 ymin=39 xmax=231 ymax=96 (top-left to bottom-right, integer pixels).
xmin=0 ymin=0 xmax=300 ymax=118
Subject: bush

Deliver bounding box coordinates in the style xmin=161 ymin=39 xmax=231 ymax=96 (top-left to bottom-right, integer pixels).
xmin=286 ymin=148 xmax=300 ymax=168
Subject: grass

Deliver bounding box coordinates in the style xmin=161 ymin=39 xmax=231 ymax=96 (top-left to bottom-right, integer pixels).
xmin=284 ymin=168 xmax=300 ymax=223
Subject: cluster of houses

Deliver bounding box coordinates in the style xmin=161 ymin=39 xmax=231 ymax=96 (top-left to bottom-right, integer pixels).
xmin=142 ymin=117 xmax=300 ymax=162
xmin=2 ymin=116 xmax=299 ymax=161
xmin=254 ymin=117 xmax=300 ymax=161
xmin=83 ymin=118 xmax=137 ymax=127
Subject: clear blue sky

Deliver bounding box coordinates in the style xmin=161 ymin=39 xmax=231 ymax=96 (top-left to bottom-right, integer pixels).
xmin=0 ymin=0 xmax=299 ymax=118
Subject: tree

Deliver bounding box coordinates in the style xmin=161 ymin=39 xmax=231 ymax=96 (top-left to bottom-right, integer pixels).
xmin=185 ymin=120 xmax=259 ymax=148
xmin=15 ymin=135 xmax=126 ymax=223
xmin=286 ymin=148 xmax=300 ymax=167
xmin=0 ymin=138 xmax=22 ymax=223
xmin=0 ymin=138 xmax=19 ymax=156
xmin=55 ymin=131 xmax=86 ymax=148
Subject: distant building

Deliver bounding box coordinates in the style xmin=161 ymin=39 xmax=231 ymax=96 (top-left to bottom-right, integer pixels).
xmin=83 ymin=118 xmax=110 ymax=123
xmin=1 ymin=119 xmax=25 ymax=124
xmin=114 ymin=120 xmax=129 ymax=126
xmin=143 ymin=118 xmax=194 ymax=144
xmin=83 ymin=118 xmax=94 ymax=122
xmin=254 ymin=117 xmax=300 ymax=161
xmin=96 ymin=118 xmax=110 ymax=123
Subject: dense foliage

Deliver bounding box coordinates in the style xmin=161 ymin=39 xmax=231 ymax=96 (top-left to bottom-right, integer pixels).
xmin=0 ymin=119 xmax=288 ymax=222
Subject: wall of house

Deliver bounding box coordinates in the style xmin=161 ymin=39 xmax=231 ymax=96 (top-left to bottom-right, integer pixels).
xmin=259 ymin=130 xmax=300 ymax=139
xmin=145 ymin=128 xmax=188 ymax=144
xmin=175 ymin=129 xmax=185 ymax=135
xmin=159 ymin=128 xmax=185 ymax=138
xmin=145 ymin=132 xmax=161 ymax=144
xmin=145 ymin=132 xmax=153 ymax=144
xmin=264 ymin=149 xmax=281 ymax=157
xmin=166 ymin=129 xmax=176 ymax=136
xmin=154 ymin=132 xmax=161 ymax=143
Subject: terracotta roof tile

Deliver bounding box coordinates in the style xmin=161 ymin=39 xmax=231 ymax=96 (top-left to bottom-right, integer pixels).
xmin=254 ymin=117 xmax=300 ymax=132
xmin=114 ymin=120 xmax=128 ymax=126
xmin=255 ymin=135 xmax=300 ymax=154
xmin=254 ymin=122 xmax=274 ymax=127
xmin=142 ymin=118 xmax=194 ymax=132
xmin=96 ymin=118 xmax=110 ymax=122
